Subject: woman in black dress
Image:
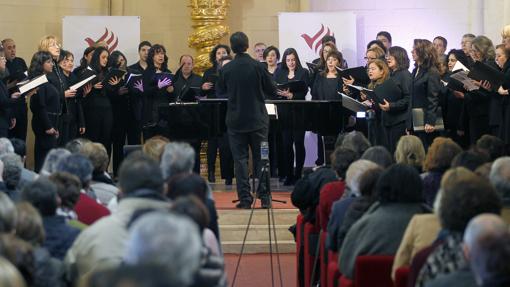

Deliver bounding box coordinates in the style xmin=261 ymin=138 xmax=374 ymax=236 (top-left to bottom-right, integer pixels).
xmin=28 ymin=51 xmax=61 ymax=172
xmin=274 ymin=48 xmax=309 ymax=185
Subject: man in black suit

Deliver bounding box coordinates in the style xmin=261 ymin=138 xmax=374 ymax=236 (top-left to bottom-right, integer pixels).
xmin=218 ymin=32 xmax=276 ymax=208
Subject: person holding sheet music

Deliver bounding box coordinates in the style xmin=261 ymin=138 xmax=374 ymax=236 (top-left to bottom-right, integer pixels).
xmin=0 ymin=45 xmax=16 ymax=138
xmin=342 ymin=46 xmax=385 ymax=99
xmin=410 ymin=39 xmax=441 ymax=149
xmin=383 ymin=46 xmax=412 ymax=153
xmin=459 ymin=36 xmax=498 ymax=144
xmin=73 ymin=46 xmax=95 ymax=78
xmin=202 ymin=44 xmax=233 ymax=183
xmin=274 ymin=48 xmax=309 ymax=185
xmin=311 ymin=50 xmax=344 ymax=164
xmin=108 ymin=51 xmax=133 ymax=176
xmin=499 ymin=26 xmax=510 ymax=146
xmin=443 ymin=49 xmax=470 ymax=147
xmin=82 ymin=47 xmax=118 ymax=156
xmin=141 ymin=44 xmax=174 ymax=139
xmin=1 ymin=38 xmax=27 ymax=141
xmin=310 ymin=42 xmax=337 ymax=89
xmin=57 ymin=50 xmax=87 ymax=144
xmin=38 ymin=35 xmax=79 ymax=147
xmin=28 ymin=51 xmax=61 ymax=172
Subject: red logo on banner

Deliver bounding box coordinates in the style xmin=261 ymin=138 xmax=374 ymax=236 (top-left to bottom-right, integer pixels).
xmin=301 ymin=24 xmax=334 ymax=53
xmin=84 ymin=28 xmax=119 ymax=53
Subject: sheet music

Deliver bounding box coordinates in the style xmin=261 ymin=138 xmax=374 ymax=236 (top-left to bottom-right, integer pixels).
xmin=265 ymin=103 xmax=278 ymax=119
xmin=70 ymin=75 xmax=97 ymax=90
xmin=18 ymin=74 xmax=48 ymax=94
xmin=450 ymin=71 xmax=479 ymax=91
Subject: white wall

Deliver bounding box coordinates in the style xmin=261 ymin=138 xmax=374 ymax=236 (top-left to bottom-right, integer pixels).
xmin=309 ymin=0 xmax=510 ymax=66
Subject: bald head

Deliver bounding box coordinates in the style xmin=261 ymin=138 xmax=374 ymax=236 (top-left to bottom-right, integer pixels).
xmin=463 ymin=214 xmax=507 ymax=251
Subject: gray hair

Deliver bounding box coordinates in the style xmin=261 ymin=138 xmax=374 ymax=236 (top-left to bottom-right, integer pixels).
xmin=124 ymin=212 xmax=202 ymax=286
xmin=463 ymin=214 xmax=507 ymax=250
xmin=0 ymin=138 xmax=14 ymax=156
xmin=489 ymin=157 xmax=510 ymax=205
xmin=0 ymin=153 xmax=22 ymax=190
xmin=341 ymin=131 xmax=371 ymax=157
xmin=0 ymin=193 xmax=16 ymax=233
xmin=345 ymin=159 xmax=380 ymax=196
xmin=40 ymin=148 xmax=71 ymax=176
xmin=160 ymin=142 xmax=195 ymax=179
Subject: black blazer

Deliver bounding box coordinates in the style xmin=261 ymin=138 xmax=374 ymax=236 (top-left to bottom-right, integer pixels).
xmin=218 ymin=53 xmax=276 ymax=133
xmin=273 ymin=66 xmax=310 ymax=100
xmin=382 ymin=69 xmax=411 ymax=127
xmin=201 ymin=66 xmax=218 ymax=99
xmin=0 ymin=81 xmax=12 ymax=130
xmin=463 ymin=61 xmax=497 ymax=120
xmin=411 ymin=65 xmax=441 ymax=127
xmin=141 ymin=66 xmax=174 ymax=125
xmin=311 ymin=73 xmax=342 ymax=101
xmin=30 ymin=82 xmax=60 ymax=135
xmin=172 ymin=73 xmax=203 ymax=102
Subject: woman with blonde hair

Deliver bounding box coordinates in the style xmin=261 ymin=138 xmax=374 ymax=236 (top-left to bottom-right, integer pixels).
xmin=499 ymin=25 xmax=510 ymax=146
xmin=394 ymin=135 xmax=426 ymax=172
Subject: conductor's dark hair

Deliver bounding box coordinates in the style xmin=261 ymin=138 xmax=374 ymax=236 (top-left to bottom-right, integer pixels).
xmin=321 ymin=35 xmax=336 ymax=45
xmin=439 ymin=175 xmax=502 ymax=232
xmin=434 ymin=36 xmax=448 ymax=49
xmin=376 ymin=164 xmax=424 ymax=204
xmin=89 ymin=46 xmax=109 ymax=74
xmin=388 ymin=46 xmax=410 ymax=71
xmin=446 ymin=49 xmax=470 ymax=68
xmin=107 ymin=50 xmax=127 ymax=70
xmin=209 ymin=44 xmax=231 ymax=68
xmin=138 ymin=41 xmax=152 ymax=51
xmin=377 ymin=31 xmax=392 ymax=44
xmin=147 ymin=44 xmax=169 ymax=71
xmin=366 ymin=40 xmax=387 ymax=54
xmin=263 ymin=46 xmax=280 ymax=61
xmin=28 ymin=51 xmax=53 ymax=79
xmin=21 ymin=177 xmax=58 ymax=216
xmin=230 ymin=31 xmax=249 ymax=54
xmin=281 ymin=48 xmax=303 ymax=70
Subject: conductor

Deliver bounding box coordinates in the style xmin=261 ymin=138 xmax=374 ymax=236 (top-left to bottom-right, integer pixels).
xmin=218 ymin=32 xmax=277 ymax=209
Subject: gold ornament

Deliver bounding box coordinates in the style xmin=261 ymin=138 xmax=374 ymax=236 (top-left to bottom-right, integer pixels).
xmin=188 ymin=0 xmax=230 ymax=74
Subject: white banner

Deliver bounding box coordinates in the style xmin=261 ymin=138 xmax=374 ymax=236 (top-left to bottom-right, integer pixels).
xmin=278 ymin=12 xmax=357 ymax=71
xmin=278 ymin=12 xmax=357 ymax=167
xmin=63 ymin=16 xmax=140 ymax=66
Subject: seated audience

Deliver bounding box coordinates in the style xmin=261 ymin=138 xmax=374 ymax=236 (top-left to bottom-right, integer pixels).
xmin=360 ymin=146 xmax=394 ymax=168
xmin=489 ymin=157 xmax=510 ymax=221
xmin=48 ymin=172 xmax=84 ymax=229
xmin=339 ymin=164 xmax=429 ymax=279
xmin=0 ymin=256 xmax=26 ymax=287
xmin=0 ymin=192 xmax=17 ymax=233
xmin=421 ymin=137 xmax=462 ymax=206
xmin=476 ymin=135 xmax=506 ymax=161
xmin=80 ymin=142 xmax=118 ymax=205
xmin=64 ymin=152 xmax=170 ymax=282
xmin=142 ymin=135 xmax=170 ymax=162
xmin=337 ymin=131 xmax=371 ymax=157
xmin=0 ymin=153 xmax=23 ymax=200
xmin=451 ymin=148 xmax=491 ymax=171
xmin=39 ymin=148 xmax=71 ymax=176
xmin=160 ymin=142 xmax=196 ymax=180
xmin=0 ymin=138 xmax=35 ymax=187
xmin=394 ymin=135 xmax=426 ymax=173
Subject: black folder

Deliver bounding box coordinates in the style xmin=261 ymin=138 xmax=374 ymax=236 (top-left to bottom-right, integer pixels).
xmin=339 ymin=66 xmax=370 ymax=86
xmin=153 ymin=72 xmax=174 ymax=84
xmin=371 ymin=79 xmax=402 ymax=105
xmin=103 ymin=68 xmax=127 ymax=85
xmin=467 ymin=61 xmax=505 ymax=89
xmin=276 ymin=80 xmax=308 ymax=93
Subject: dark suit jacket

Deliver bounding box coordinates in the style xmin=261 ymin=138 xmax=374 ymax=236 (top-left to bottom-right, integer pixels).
xmin=383 ymin=69 xmax=411 ymax=127
xmin=0 ymin=81 xmax=12 ymax=130
xmin=411 ymin=65 xmax=441 ymax=127
xmin=218 ymin=53 xmax=276 ymax=133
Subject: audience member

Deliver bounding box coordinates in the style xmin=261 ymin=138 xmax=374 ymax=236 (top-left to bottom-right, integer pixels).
xmin=338 ymin=131 xmax=371 ymax=157
xmin=476 ymin=134 xmax=506 ymax=161
xmin=394 ymin=135 xmax=426 ymax=172
xmin=0 ymin=192 xmax=17 ymax=233
xmin=451 ymin=149 xmax=491 ymax=171
xmin=489 ymin=157 xmax=510 ymax=220
xmin=80 ymin=142 xmax=118 ymax=205
xmin=361 ymin=146 xmax=394 ymax=168
xmin=142 ymin=135 xmax=170 ymax=162
xmin=0 ymin=153 xmax=23 ymax=200
xmin=160 ymin=142 xmax=196 ymax=180
xmin=39 ymin=148 xmax=71 ymax=176
xmin=0 ymin=256 xmax=26 ymax=287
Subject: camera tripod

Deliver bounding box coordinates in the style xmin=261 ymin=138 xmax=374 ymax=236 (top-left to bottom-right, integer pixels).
xmin=230 ymin=160 xmax=287 ymax=287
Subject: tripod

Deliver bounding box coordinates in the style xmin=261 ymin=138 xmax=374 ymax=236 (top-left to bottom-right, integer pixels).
xmin=230 ymin=159 xmax=286 ymax=287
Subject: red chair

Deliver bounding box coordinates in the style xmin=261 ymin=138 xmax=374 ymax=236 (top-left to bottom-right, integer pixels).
xmin=295 ymin=214 xmax=305 ymax=287
xmin=339 ymin=276 xmax=354 ymax=287
xmin=394 ymin=266 xmax=410 ymax=287
xmin=354 ymin=255 xmax=395 ymax=287
xmin=320 ymin=231 xmax=328 ymax=287
xmin=327 ymin=251 xmax=341 ymax=287
xmin=304 ymin=222 xmax=320 ymax=287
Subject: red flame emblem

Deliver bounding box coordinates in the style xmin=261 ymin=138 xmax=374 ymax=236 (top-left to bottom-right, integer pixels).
xmin=301 ymin=24 xmax=334 ymax=53
xmin=84 ymin=28 xmax=119 ymax=53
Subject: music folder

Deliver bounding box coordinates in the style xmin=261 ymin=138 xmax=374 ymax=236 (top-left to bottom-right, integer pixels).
xmin=467 ymin=61 xmax=505 ymax=89
xmin=103 ymin=68 xmax=127 ymax=85
xmin=17 ymin=74 xmax=48 ymax=94
xmin=371 ymin=79 xmax=401 ymax=105
xmin=70 ymin=75 xmax=97 ymax=91
xmin=339 ymin=92 xmax=367 ymax=113
xmin=339 ymin=66 xmax=370 ymax=86
xmin=412 ymin=108 xmax=444 ymax=132
xmin=450 ymin=71 xmax=479 ymax=91
xmin=276 ymin=80 xmax=307 ymax=93
xmin=154 ymin=72 xmax=174 ymax=84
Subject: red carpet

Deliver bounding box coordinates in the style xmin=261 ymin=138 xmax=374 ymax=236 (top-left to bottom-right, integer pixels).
xmin=212 ymin=191 xmax=294 ymax=210
xmin=225 ymin=253 xmax=296 ymax=287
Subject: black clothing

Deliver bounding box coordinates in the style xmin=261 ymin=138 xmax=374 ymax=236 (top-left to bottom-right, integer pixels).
xmin=411 ymin=65 xmax=441 ymax=148
xmin=0 ymin=81 xmax=13 ymax=137
xmin=141 ymin=66 xmax=174 ymax=127
xmin=5 ymin=57 xmax=28 ymax=140
xmin=82 ymin=70 xmax=113 ymax=156
xmin=60 ymin=72 xmax=85 ymax=144
xmin=500 ymin=60 xmax=510 ymax=145
xmin=274 ymin=67 xmax=309 ymax=180
xmin=218 ymin=52 xmax=276 ymax=201
xmin=201 ymin=67 xmax=218 ymax=99
xmin=30 ymin=82 xmax=60 ymax=172
xmin=172 ymin=73 xmax=203 ymax=102
xmin=382 ymin=70 xmax=411 ymax=152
